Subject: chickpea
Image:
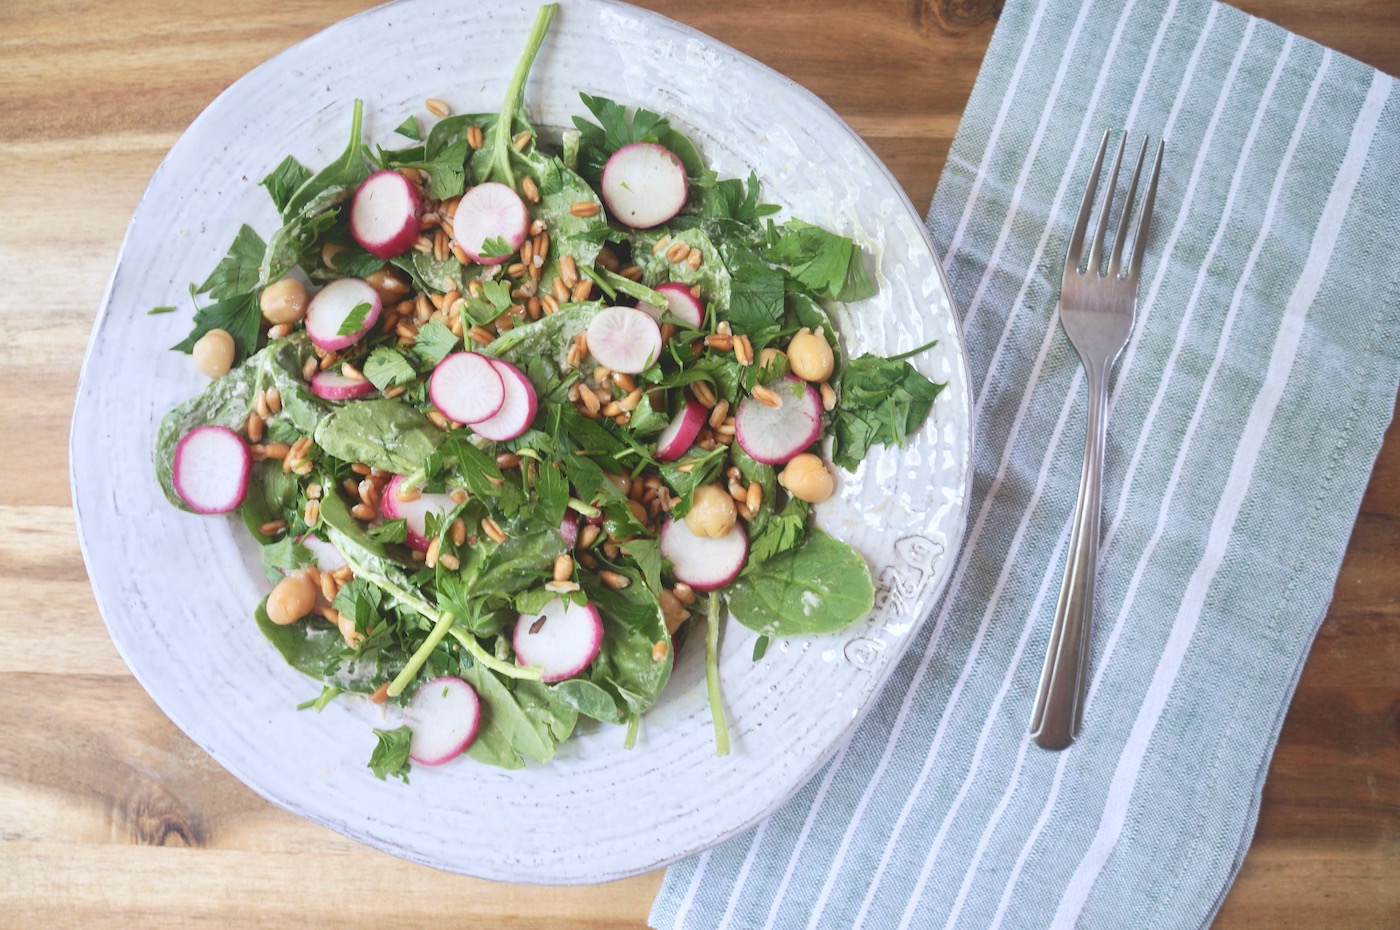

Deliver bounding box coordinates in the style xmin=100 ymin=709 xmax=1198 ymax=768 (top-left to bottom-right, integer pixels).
xmin=786 ymin=327 xmax=834 ymax=382
xmin=685 ymin=484 xmax=737 ymax=538
xmin=604 ymin=473 xmax=632 ymax=496
xmin=364 ymin=268 xmax=410 ymax=305
xmin=266 ymin=572 xmax=318 ymax=625
xmin=337 ymin=613 xmax=365 ymax=648
xmin=778 ymin=453 xmax=835 ymax=503
xmin=192 ymin=328 xmax=235 ymax=378
xmin=659 ymin=589 xmax=689 ymax=634
xmin=259 ymin=277 xmax=309 ymax=325
xmin=321 ymin=242 xmax=347 ymax=272
xmin=758 ymin=346 xmax=786 ymax=373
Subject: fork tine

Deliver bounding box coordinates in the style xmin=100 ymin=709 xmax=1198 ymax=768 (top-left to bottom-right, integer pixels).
xmin=1065 ymin=130 xmax=1111 ymax=275
xmin=1107 ymin=136 xmax=1150 ymax=278
xmin=1085 ymin=132 xmax=1126 ymax=276
xmin=1127 ymin=139 xmax=1165 ymax=280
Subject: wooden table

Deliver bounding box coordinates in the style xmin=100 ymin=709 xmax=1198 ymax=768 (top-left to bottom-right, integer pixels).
xmin=2 ymin=1 xmax=1396 ymax=926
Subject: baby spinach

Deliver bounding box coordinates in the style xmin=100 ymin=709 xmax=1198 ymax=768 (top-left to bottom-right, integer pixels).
xmin=313 ymin=397 xmax=444 ymax=475
xmin=727 ymin=529 xmax=874 ymax=637
xmin=282 ymin=99 xmax=369 ymax=218
xmin=463 ymin=664 xmax=577 ymax=769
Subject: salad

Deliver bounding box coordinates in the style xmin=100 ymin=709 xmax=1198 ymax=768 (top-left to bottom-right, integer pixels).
xmin=153 ymin=4 xmax=944 ymax=780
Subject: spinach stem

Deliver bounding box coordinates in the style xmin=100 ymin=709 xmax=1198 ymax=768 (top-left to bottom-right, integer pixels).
xmin=488 ymin=3 xmax=558 ymax=187
xmin=447 ymin=627 xmax=543 ymax=681
xmin=885 ymin=337 xmax=940 ymax=362
xmin=388 ymin=611 xmax=457 ymax=698
xmin=624 ymin=714 xmax=640 ymax=750
xmin=567 ymin=497 xmax=601 ymax=518
xmin=706 ymin=591 xmax=731 ymax=756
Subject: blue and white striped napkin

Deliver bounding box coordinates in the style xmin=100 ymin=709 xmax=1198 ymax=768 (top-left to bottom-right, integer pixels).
xmin=651 ymin=1 xmax=1400 ymax=927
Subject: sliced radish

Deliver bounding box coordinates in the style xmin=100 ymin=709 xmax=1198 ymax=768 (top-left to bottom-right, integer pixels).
xmin=310 ymin=369 xmax=376 ymax=401
xmin=640 ymin=282 xmax=705 ymax=329
xmin=559 ymin=511 xmax=579 ymax=548
xmin=659 ymin=517 xmax=748 ymax=592
xmin=172 ymin=425 xmax=251 ymax=514
xmin=655 ymin=394 xmax=707 ymax=462
xmin=430 ymin=352 xmax=505 ymax=424
xmin=349 ymin=169 xmax=422 ymax=259
xmin=586 ymin=306 xmax=662 ymax=374
xmin=381 ymin=475 xmax=458 ymax=552
xmin=305 ymin=278 xmax=382 ymax=352
xmin=470 ymin=360 xmax=538 ymax=442
xmin=453 ymin=182 xmax=528 ymax=265
xmin=600 ymin=143 xmax=688 ymax=229
xmin=513 ymin=597 xmax=604 ymax=683
xmin=407 ymin=676 xmax=481 ymax=765
xmin=735 ymin=376 xmax=823 ymax=465
xmin=295 ymin=533 xmax=349 ymax=572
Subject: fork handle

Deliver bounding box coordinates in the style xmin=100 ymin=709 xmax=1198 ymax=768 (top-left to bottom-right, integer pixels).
xmin=1030 ymin=360 xmax=1108 ymax=750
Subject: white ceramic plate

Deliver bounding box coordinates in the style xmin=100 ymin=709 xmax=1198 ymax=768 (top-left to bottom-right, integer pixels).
xmin=71 ymin=0 xmax=971 ymax=883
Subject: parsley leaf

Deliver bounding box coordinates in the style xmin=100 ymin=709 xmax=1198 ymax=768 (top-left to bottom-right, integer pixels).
xmin=572 ymin=92 xmax=672 ymax=185
xmin=260 ymin=536 xmax=315 ymax=583
xmin=333 ymin=578 xmax=384 ymax=631
xmin=197 ymin=224 xmax=266 ymax=300
xmin=479 ymin=235 xmax=515 ymax=259
xmin=260 ymin=156 xmax=312 ymax=216
xmin=171 ymin=291 xmax=261 ymax=360
xmin=411 ymin=318 xmax=460 ymax=367
xmin=746 ymin=496 xmax=809 ymax=567
xmin=367 ymin=519 xmax=408 ymax=545
xmin=363 ymin=347 xmax=418 ymax=391
xmin=765 ymin=220 xmax=876 ymax=303
xmin=368 ymin=726 xmax=413 ymax=782
xmin=726 ymin=255 xmax=786 ymax=335
xmin=829 ymin=352 xmax=944 ymax=470
xmin=696 ymin=170 xmax=780 ymax=227
xmin=336 ymin=301 xmax=373 ymax=337
xmin=394 ymin=115 xmax=422 ymax=141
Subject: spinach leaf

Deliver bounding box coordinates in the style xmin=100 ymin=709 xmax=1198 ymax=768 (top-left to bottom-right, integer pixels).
xmin=829 ymin=353 xmax=944 ymax=471
xmin=477 ymin=5 xmax=556 ymax=188
xmin=393 ymin=116 xmax=421 ymax=141
xmin=283 ymin=99 xmax=369 ymax=218
xmin=765 ymin=220 xmax=877 ymax=303
xmin=630 ymin=227 xmax=731 ymax=315
xmin=260 ymin=156 xmax=312 ymax=215
xmin=313 ymin=397 xmax=444 ymax=475
xmin=391 ymin=249 xmax=473 ymax=295
xmin=197 ymin=224 xmax=266 ymax=300
xmin=239 ymin=459 xmax=301 ymax=545
xmin=551 ymin=677 xmax=625 ymax=724
xmin=463 ymin=664 xmax=577 ymax=769
xmin=531 ymin=157 xmax=608 ymax=280
xmin=368 ymin=726 xmax=412 ymax=782
xmin=727 ymin=529 xmax=874 ymax=636
xmin=254 ymin=597 xmax=356 ymax=686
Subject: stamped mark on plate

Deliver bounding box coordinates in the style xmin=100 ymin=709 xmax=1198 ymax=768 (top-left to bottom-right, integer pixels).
xmin=843 ymin=534 xmax=945 ymax=670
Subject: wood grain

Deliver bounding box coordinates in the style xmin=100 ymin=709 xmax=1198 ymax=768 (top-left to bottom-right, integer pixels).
xmin=0 ymin=1 xmax=1395 ymax=927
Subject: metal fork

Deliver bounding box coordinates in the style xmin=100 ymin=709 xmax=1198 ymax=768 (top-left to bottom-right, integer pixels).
xmin=1030 ymin=129 xmax=1164 ymax=751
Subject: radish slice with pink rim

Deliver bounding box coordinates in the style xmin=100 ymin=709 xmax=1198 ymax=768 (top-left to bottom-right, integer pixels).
xmin=655 ymin=394 xmax=707 ymax=462
xmin=305 ymin=278 xmax=382 ymax=352
xmin=172 ymin=425 xmax=251 ymax=514
xmin=586 ymin=306 xmax=662 ymax=375
xmin=600 ymin=143 xmax=688 ymax=229
xmin=430 ymin=352 xmax=505 ymax=424
xmin=296 ymin=534 xmax=348 ymax=572
xmin=734 ymin=376 xmax=823 ymax=465
xmin=471 ymin=359 xmax=538 ymax=442
xmin=407 ymin=676 xmax=481 ymax=765
xmin=452 ymin=182 xmax=529 ymax=265
xmin=659 ymin=517 xmax=748 ymax=592
xmin=310 ymin=369 xmax=376 ymax=401
xmin=642 ymin=282 xmax=705 ymax=329
xmin=381 ymin=475 xmax=458 ymax=552
xmin=349 ymin=169 xmax=422 ymax=259
xmin=513 ymin=597 xmax=604 ymax=683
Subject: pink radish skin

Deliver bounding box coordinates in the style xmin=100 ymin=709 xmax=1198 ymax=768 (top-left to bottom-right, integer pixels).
xmin=349 ymin=169 xmax=422 ymax=259
xmin=305 ymin=278 xmax=382 ymax=352
xmin=172 ymin=425 xmax=251 ymax=514
xmin=586 ymin=306 xmax=662 ymax=375
xmin=735 ymin=376 xmax=823 ymax=465
xmin=659 ymin=518 xmax=748 ymax=592
xmin=430 ymin=352 xmax=505 ymax=424
xmin=381 ymin=475 xmax=457 ymax=552
xmin=310 ymin=369 xmax=376 ymax=401
xmin=642 ymin=282 xmax=705 ymax=329
xmin=559 ymin=512 xmax=579 ymax=548
xmin=453 ymin=182 xmax=529 ymax=265
xmin=655 ymin=395 xmax=707 ymax=462
xmin=407 ymin=676 xmax=481 ymax=765
xmin=513 ymin=598 xmax=604 ymax=683
xmin=471 ymin=360 xmax=537 ymax=442
xmin=295 ymin=534 xmax=348 ymax=573
xmin=601 ymin=143 xmax=688 ymax=229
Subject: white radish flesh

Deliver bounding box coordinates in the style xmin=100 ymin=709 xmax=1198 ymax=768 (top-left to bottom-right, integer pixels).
xmin=600 ymin=143 xmax=688 ymax=229
xmin=559 ymin=512 xmax=579 ymax=548
xmin=429 ymin=352 xmax=506 ymax=424
xmin=642 ymin=282 xmax=705 ymax=329
xmin=655 ymin=395 xmax=707 ymax=462
xmin=471 ymin=360 xmax=538 ymax=442
xmin=735 ymin=376 xmax=823 ymax=465
xmin=296 ymin=534 xmax=348 ymax=573
xmin=659 ymin=517 xmax=748 ymax=592
xmin=381 ymin=475 xmax=458 ymax=552
xmin=304 ymin=278 xmax=382 ymax=352
xmin=349 ymin=169 xmax=422 ymax=259
xmin=453 ymin=182 xmax=529 ymax=265
xmin=586 ymin=306 xmax=662 ymax=374
xmin=172 ymin=425 xmax=251 ymax=514
xmin=513 ymin=597 xmax=604 ymax=683
xmin=310 ymin=369 xmax=376 ymax=401
xmin=407 ymin=676 xmax=481 ymax=765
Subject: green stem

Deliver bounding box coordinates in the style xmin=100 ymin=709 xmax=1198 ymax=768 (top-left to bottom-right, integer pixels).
xmin=388 ymin=611 xmax=457 ymax=698
xmin=706 ymin=592 xmax=730 ymax=756
xmin=624 ymin=713 xmax=640 ymax=750
xmin=885 ymin=337 xmax=940 ymax=362
xmin=488 ymin=3 xmax=558 ymax=187
xmin=567 ymin=497 xmax=601 ymax=518
xmin=447 ymin=627 xmax=543 ymax=681
xmin=598 ymin=267 xmax=668 ymax=309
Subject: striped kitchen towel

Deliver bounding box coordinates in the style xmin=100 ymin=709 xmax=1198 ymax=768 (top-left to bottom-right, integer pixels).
xmin=651 ymin=1 xmax=1400 ymax=928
